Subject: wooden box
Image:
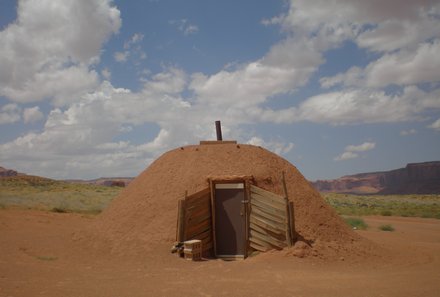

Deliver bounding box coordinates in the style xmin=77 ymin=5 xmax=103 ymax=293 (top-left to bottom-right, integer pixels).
xmin=183 ymin=239 xmax=202 ymax=261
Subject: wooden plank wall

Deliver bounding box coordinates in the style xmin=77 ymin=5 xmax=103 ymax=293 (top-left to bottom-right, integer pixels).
xmin=249 ymin=185 xmax=290 ymax=252
xmin=181 ymin=187 xmax=213 ymax=255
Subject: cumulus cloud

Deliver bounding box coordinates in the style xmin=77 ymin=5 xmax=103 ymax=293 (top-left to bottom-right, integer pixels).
xmin=114 ymin=33 xmax=147 ymax=64
xmin=0 ymin=0 xmax=121 ymax=105
xmin=170 ymin=19 xmax=199 ymax=35
xmin=191 ymin=1 xmax=440 ymax=126
xmin=190 ymin=37 xmax=322 ymax=111
xmin=101 ymin=68 xmax=111 ymax=80
xmin=346 ymin=142 xmax=376 ymax=152
xmin=334 ymin=151 xmax=358 ymax=161
xmin=334 ymin=142 xmax=376 ymax=161
xmin=0 ymin=68 xmax=201 ymax=178
xmin=322 ymin=40 xmax=440 ymax=88
xmin=124 ymin=33 xmax=144 ymax=49
xmin=301 ymin=0 xmax=440 ymax=91
xmin=23 ymin=106 xmax=44 ymax=124
xmin=282 ymin=0 xmax=440 ymax=51
xmin=428 ymin=118 xmax=440 ymax=131
xmin=0 ymin=104 xmax=21 ymax=124
xmin=0 ymin=63 xmax=298 ymax=178
xmin=291 ymin=86 xmax=440 ymax=125
xmin=400 ymin=129 xmax=417 ymax=136
xmin=247 ymin=136 xmax=294 ymax=155
xmin=114 ymin=51 xmax=129 ymax=62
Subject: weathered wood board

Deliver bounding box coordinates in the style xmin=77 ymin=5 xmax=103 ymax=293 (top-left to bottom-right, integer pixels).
xmin=176 ymin=187 xmax=213 ymax=255
xmin=249 ymin=185 xmax=292 ymax=252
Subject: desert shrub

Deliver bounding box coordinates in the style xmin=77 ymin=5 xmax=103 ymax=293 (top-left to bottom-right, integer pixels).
xmin=36 ymin=255 xmax=58 ymax=261
xmin=344 ymin=217 xmax=368 ymax=230
xmin=51 ymin=207 xmax=68 ymax=213
xmin=380 ymin=210 xmax=392 ymax=216
xmin=379 ymin=224 xmax=395 ymax=231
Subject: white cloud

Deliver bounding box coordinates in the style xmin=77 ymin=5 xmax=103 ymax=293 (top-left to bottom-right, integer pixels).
xmin=325 ymin=40 xmax=440 ymax=88
xmin=169 ymin=19 xmax=199 ymax=35
xmin=190 ymin=1 xmax=440 ymax=127
xmin=366 ymin=40 xmax=440 ymax=87
xmin=114 ymin=51 xmax=129 ymax=62
xmin=356 ymin=5 xmax=440 ymax=52
xmin=291 ymin=86 xmax=440 ymax=125
xmin=23 ymin=106 xmax=44 ymax=124
xmin=116 ymin=33 xmax=147 ymax=65
xmin=0 ymin=0 xmax=121 ymax=105
xmin=0 ymin=68 xmax=199 ymax=178
xmin=261 ymin=15 xmax=285 ymax=26
xmin=190 ymin=37 xmax=322 ymax=110
xmin=428 ymin=118 xmax=440 ymax=131
xmin=124 ymin=33 xmax=144 ymax=49
xmin=101 ymin=68 xmax=111 ymax=80
xmin=334 ymin=142 xmax=375 ymax=161
xmin=282 ymin=0 xmax=440 ymax=51
xmin=301 ymin=0 xmax=440 ymax=90
xmin=143 ymin=68 xmax=188 ymax=95
xmin=0 ymin=62 xmax=300 ymax=178
xmin=247 ymin=136 xmax=294 ymax=155
xmin=334 ymin=151 xmax=358 ymax=161
xmin=346 ymin=142 xmax=375 ymax=152
xmin=400 ymin=129 xmax=417 ymax=136
xmin=0 ymin=104 xmax=21 ymax=124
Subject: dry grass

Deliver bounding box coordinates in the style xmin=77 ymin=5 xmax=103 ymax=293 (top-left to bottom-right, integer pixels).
xmin=323 ymin=192 xmax=440 ymax=219
xmin=0 ymin=175 xmax=122 ymax=214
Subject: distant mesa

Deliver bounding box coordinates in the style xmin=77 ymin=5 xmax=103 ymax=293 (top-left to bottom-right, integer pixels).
xmin=0 ymin=166 xmax=20 ymax=177
xmin=64 ymin=177 xmax=133 ymax=187
xmin=311 ymin=161 xmax=440 ymax=195
xmin=0 ymin=166 xmax=132 ymax=187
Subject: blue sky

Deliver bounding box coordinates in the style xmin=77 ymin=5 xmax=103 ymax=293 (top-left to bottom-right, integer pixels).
xmin=1 ymin=0 xmax=439 ymax=181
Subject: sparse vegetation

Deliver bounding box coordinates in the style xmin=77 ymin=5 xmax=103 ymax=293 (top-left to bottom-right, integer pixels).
xmin=51 ymin=207 xmax=68 ymax=213
xmin=36 ymin=255 xmax=58 ymax=261
xmin=379 ymin=224 xmax=395 ymax=232
xmin=323 ymin=193 xmax=440 ymax=219
xmin=344 ymin=217 xmax=368 ymax=230
xmin=380 ymin=210 xmax=392 ymax=216
xmin=0 ymin=176 xmax=122 ymax=214
xmin=2 ymin=175 xmax=440 ymax=220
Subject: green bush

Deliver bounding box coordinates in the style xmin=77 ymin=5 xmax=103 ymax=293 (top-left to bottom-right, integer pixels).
xmin=345 ymin=217 xmax=368 ymax=230
xmin=380 ymin=210 xmax=392 ymax=216
xmin=51 ymin=207 xmax=68 ymax=213
xmin=379 ymin=224 xmax=395 ymax=231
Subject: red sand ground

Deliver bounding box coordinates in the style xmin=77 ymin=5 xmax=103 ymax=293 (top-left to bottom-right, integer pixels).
xmin=1 ymin=209 xmax=439 ymax=297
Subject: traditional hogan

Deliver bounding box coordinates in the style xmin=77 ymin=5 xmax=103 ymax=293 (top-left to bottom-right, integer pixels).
xmin=90 ymin=122 xmax=373 ymax=260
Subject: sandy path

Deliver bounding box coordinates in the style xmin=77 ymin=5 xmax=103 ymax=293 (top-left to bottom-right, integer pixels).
xmin=1 ymin=210 xmax=439 ymax=297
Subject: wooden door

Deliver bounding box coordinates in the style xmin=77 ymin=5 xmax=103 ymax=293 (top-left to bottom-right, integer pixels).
xmin=214 ymin=183 xmax=246 ymax=258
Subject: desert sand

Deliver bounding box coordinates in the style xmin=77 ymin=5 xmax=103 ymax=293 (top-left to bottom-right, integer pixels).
xmin=1 ymin=209 xmax=439 ymax=297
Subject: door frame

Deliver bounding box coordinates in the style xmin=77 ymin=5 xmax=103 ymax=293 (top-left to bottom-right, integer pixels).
xmin=209 ymin=177 xmax=252 ymax=259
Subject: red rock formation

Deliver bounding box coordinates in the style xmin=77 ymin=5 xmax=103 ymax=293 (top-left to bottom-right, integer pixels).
xmin=311 ymin=161 xmax=440 ymax=194
xmin=0 ymin=167 xmax=18 ymax=177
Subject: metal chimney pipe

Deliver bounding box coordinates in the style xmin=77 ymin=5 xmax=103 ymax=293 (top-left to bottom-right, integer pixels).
xmin=215 ymin=120 xmax=223 ymax=141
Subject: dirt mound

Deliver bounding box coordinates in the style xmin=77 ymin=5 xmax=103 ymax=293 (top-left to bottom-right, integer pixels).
xmin=88 ymin=143 xmax=376 ymax=259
